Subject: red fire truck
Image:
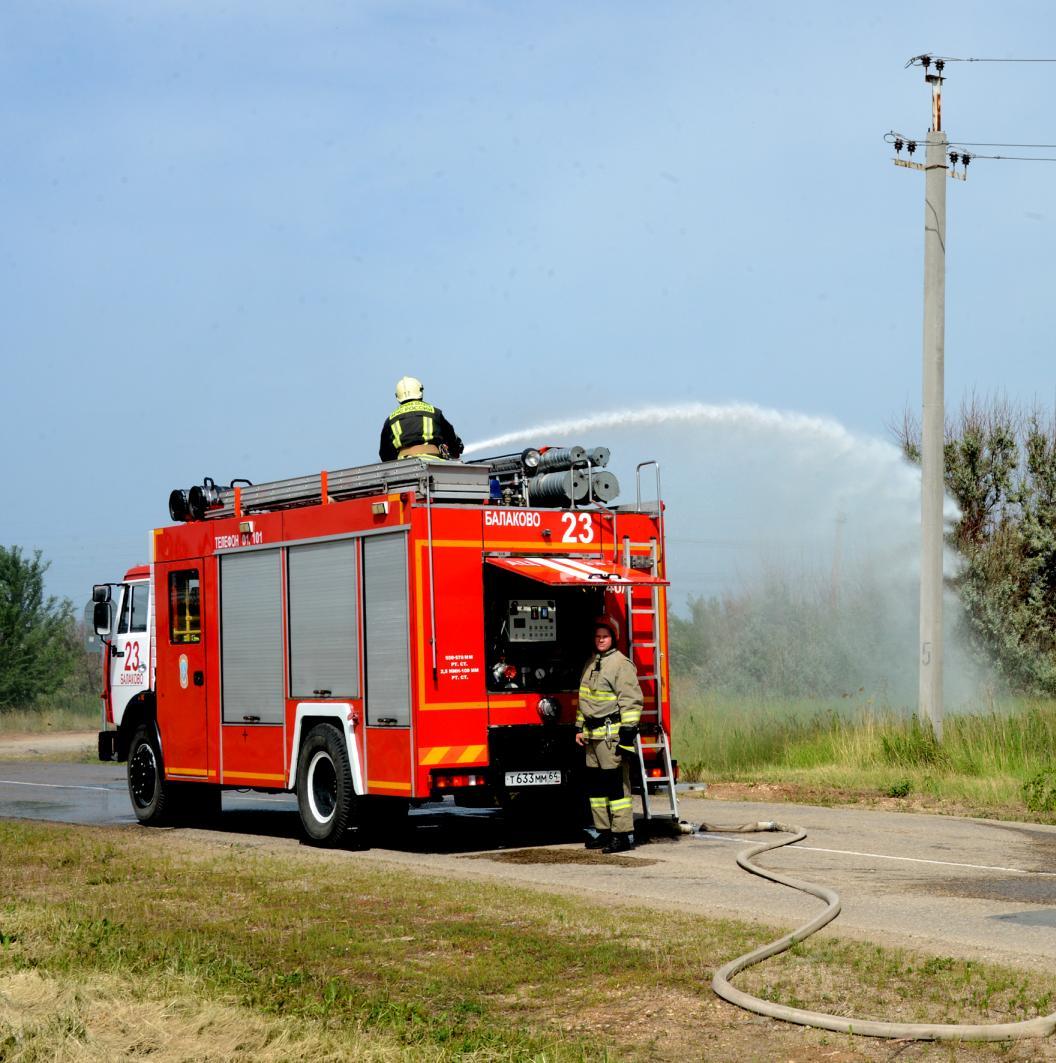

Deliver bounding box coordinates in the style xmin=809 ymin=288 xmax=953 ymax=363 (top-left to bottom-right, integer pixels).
xmin=91 ymin=447 xmax=677 ymax=845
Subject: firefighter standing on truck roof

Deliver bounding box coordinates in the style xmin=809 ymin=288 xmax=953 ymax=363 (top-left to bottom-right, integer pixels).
xmin=575 ymin=616 xmax=643 ymax=854
xmin=379 ymin=376 xmax=464 ymax=462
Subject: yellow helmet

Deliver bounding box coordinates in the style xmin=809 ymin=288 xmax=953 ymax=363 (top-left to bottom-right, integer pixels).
xmin=395 ymin=376 xmax=424 ymax=402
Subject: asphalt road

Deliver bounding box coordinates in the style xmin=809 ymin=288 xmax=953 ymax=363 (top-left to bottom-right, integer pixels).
xmin=3 ymin=758 xmax=1055 ymax=974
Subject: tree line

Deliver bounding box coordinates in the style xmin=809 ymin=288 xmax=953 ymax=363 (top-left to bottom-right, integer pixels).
xmin=0 ymin=546 xmax=93 ymax=711
xmin=899 ymin=397 xmax=1056 ymax=694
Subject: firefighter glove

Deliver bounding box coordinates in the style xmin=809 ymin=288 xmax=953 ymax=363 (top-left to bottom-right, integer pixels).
xmin=618 ymin=726 xmax=638 ymax=748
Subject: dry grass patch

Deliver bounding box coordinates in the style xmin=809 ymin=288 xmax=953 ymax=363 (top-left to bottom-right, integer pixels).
xmin=0 ymin=969 xmax=405 ymax=1062
xmin=736 ymin=937 xmax=1056 ymax=1029
xmin=2 ymin=822 xmax=1056 ymax=1060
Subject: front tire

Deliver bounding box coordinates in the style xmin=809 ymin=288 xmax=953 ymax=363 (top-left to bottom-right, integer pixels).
xmin=127 ymin=724 xmax=221 ymax=827
xmin=297 ymin=724 xmax=356 ymax=846
xmin=127 ymin=723 xmax=173 ymax=825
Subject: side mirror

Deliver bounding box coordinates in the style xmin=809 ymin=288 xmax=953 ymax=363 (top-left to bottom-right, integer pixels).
xmin=83 ymin=603 xmax=102 ymax=653
xmin=93 ymin=600 xmax=113 ymax=637
xmin=92 ymin=584 xmax=111 ymax=604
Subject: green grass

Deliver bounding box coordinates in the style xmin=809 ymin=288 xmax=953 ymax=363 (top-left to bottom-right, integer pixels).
xmin=0 ymin=821 xmax=1053 ymax=1061
xmin=0 ymin=695 xmax=100 ymax=734
xmin=671 ymin=678 xmax=1056 ymax=818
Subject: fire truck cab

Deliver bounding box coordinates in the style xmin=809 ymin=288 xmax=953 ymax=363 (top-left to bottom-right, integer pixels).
xmin=92 ymin=447 xmax=675 ymax=846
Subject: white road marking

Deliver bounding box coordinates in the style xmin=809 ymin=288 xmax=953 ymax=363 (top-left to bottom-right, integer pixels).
xmin=0 ymin=779 xmax=113 ymax=793
xmin=695 ymin=832 xmax=1056 ymax=877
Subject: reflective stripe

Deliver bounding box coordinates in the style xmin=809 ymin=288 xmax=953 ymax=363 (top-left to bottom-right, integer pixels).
xmin=422 ymin=415 xmax=434 ymax=443
xmin=621 ymin=711 xmax=642 ymax=725
xmin=391 ymin=419 xmax=402 ymax=449
xmin=579 ymin=685 xmax=617 ymax=702
xmin=609 ymin=797 xmax=633 ymax=812
xmin=589 ymin=797 xmax=608 ymax=808
xmin=387 ymin=400 xmax=437 ymax=417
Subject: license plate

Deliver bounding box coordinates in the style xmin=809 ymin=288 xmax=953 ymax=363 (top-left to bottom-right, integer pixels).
xmin=505 ymin=770 xmax=562 ymax=787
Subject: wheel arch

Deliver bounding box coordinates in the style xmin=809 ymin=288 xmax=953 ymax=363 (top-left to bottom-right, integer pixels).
xmin=288 ymin=703 xmax=363 ymax=795
xmin=116 ymin=692 xmax=158 ymax=762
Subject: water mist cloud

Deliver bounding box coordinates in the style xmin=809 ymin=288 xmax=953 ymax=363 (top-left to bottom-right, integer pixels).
xmin=467 ymin=402 xmax=985 ymax=708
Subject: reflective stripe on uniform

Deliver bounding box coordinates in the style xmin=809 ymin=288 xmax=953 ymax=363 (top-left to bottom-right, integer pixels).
xmin=608 ymin=797 xmax=633 ymax=813
xmin=422 ymin=415 xmax=433 ymax=443
xmin=579 ymin=685 xmax=617 ymax=702
xmin=387 ymin=400 xmax=437 ymax=417
xmin=391 ymin=419 xmax=402 ymax=449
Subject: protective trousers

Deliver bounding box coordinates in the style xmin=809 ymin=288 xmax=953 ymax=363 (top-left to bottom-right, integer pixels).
xmin=584 ymin=734 xmax=633 ymax=833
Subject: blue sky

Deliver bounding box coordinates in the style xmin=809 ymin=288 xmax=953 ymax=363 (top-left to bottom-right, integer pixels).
xmin=3 ymin=1 xmax=1053 ymax=607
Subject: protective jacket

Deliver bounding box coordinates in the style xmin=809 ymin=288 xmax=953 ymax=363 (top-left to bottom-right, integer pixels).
xmin=379 ymin=400 xmax=463 ymax=462
xmin=576 ymin=648 xmax=643 ymax=738
xmin=578 ymin=646 xmax=642 ymax=837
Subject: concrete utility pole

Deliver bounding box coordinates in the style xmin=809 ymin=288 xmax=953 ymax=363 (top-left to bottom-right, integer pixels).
xmin=891 ymin=56 xmax=960 ymax=742
xmin=919 ymin=117 xmax=947 ymax=743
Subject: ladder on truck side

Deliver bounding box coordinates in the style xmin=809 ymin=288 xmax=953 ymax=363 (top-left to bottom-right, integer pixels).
xmin=623 ymin=462 xmax=678 ymax=824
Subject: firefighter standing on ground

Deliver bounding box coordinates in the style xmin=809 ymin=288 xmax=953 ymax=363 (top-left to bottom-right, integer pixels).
xmin=379 ymin=376 xmax=464 ymax=462
xmin=576 ymin=616 xmax=643 ymax=854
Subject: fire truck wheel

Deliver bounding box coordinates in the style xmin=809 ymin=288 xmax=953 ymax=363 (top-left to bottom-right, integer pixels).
xmin=127 ymin=723 xmax=174 ymax=825
xmin=297 ymin=724 xmax=356 ymax=846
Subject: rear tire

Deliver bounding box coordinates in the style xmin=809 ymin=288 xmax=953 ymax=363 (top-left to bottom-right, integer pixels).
xmin=297 ymin=724 xmax=356 ymax=847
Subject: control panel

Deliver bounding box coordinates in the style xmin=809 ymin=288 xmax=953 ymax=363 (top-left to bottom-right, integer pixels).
xmin=507 ymin=599 xmax=557 ymax=642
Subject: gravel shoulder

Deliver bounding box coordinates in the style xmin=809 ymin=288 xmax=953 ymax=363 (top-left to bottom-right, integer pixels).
xmin=0 ymin=731 xmax=97 ymax=760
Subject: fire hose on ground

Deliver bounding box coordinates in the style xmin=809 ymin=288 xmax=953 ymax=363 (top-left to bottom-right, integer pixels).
xmin=693 ymin=819 xmax=1056 ymax=1041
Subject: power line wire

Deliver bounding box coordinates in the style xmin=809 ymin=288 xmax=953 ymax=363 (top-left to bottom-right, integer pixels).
xmin=948 ymin=141 xmax=1056 ymax=149
xmin=963 ymin=153 xmax=1056 ymax=162
xmin=906 ymin=53 xmax=1056 ymax=67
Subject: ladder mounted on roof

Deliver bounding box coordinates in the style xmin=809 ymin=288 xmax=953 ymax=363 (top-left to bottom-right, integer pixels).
xmin=173 ymin=459 xmax=493 ymax=522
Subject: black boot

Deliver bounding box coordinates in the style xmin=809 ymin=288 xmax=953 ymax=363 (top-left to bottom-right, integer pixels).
xmin=585 ymin=830 xmax=611 ymax=850
xmin=601 ymin=832 xmax=634 ymax=854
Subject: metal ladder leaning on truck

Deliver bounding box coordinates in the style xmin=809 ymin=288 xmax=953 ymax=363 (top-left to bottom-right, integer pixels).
xmin=90 ymin=446 xmax=678 ymax=846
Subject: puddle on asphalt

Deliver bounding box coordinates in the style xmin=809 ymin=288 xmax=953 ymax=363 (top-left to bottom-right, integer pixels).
xmin=976 ymin=821 xmax=1056 ymax=872
xmin=915 ymin=875 xmax=1056 ymax=904
xmin=991 ymin=909 xmax=1056 ymax=928
xmin=6 ymin=801 xmax=57 ymax=814
xmin=463 ymin=847 xmax=657 ymax=868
